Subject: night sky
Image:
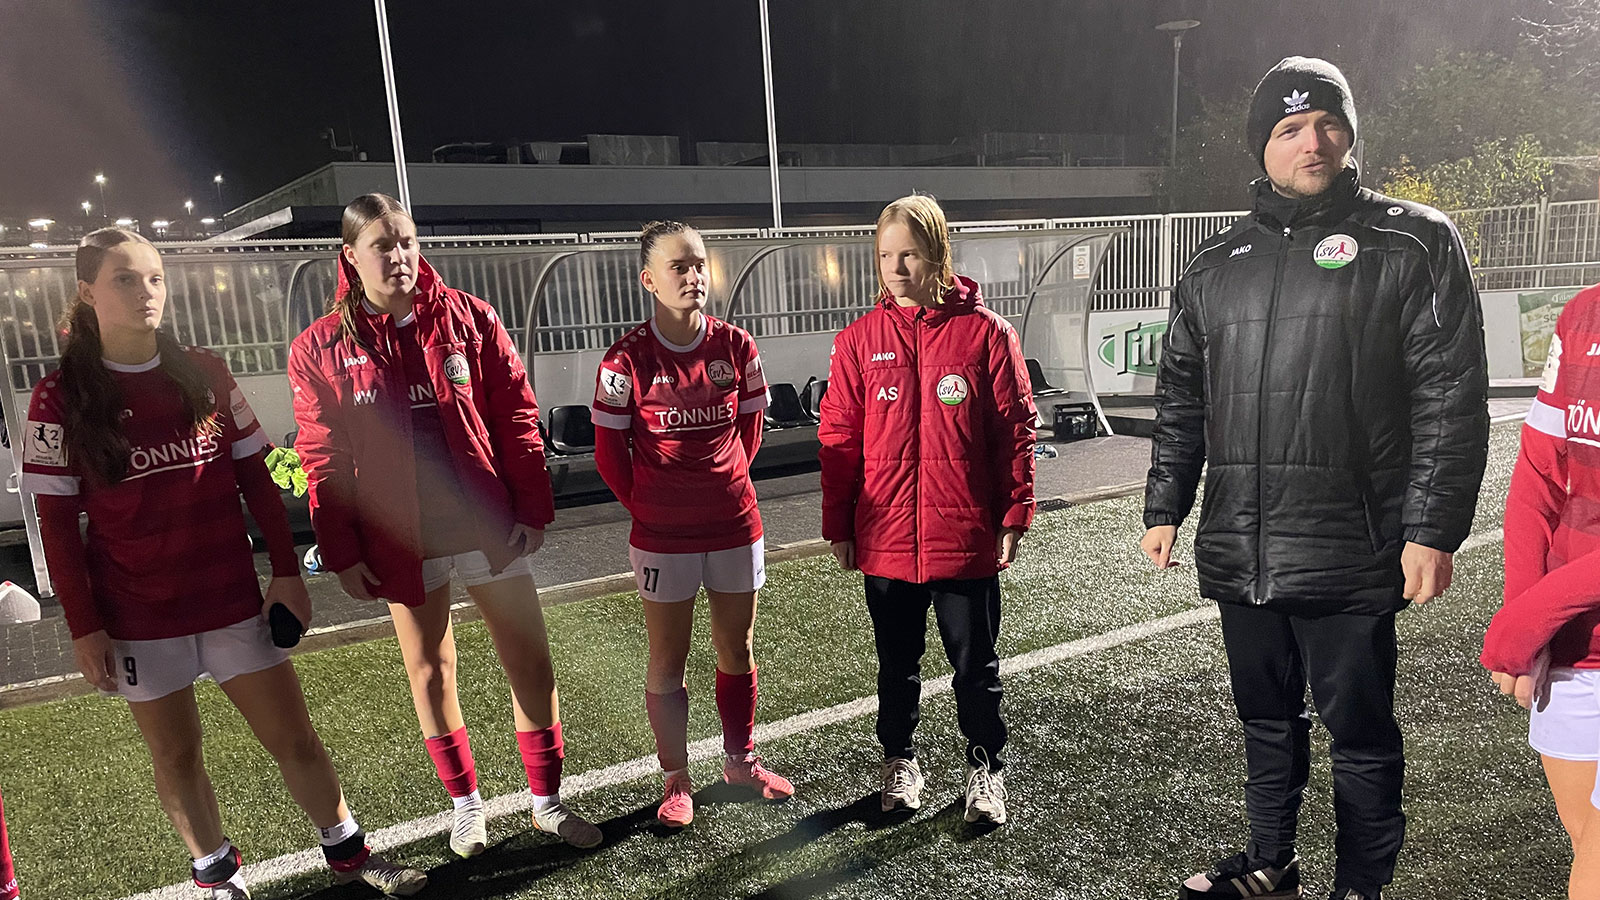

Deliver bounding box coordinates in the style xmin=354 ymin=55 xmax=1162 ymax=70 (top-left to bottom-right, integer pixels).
xmin=1 ymin=0 xmax=1538 ymax=224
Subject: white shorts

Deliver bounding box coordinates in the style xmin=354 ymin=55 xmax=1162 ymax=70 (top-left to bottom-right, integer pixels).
xmin=629 ymin=538 xmax=766 ymax=603
xmin=107 ymin=617 xmax=288 ymax=703
xmin=1529 ymin=667 xmax=1600 ymax=807
xmin=421 ymin=551 xmax=533 ymax=594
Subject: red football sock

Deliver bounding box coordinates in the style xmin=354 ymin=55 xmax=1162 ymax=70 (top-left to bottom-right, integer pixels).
xmin=423 ymin=725 xmax=478 ymax=798
xmin=516 ymin=722 xmax=566 ymax=797
xmin=645 ymin=687 xmax=691 ymax=772
xmin=716 ymin=667 xmax=758 ymax=758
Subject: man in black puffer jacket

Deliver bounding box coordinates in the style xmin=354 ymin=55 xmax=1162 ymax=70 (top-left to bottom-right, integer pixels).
xmin=1142 ymin=58 xmax=1489 ymax=900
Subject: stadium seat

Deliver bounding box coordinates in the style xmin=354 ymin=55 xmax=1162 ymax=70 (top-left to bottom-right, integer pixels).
xmin=764 ymin=382 xmax=813 ymax=428
xmin=547 ymin=405 xmax=596 ymax=454
xmin=799 ymin=377 xmax=828 ymax=421
xmin=1026 ymin=358 xmax=1066 ymax=396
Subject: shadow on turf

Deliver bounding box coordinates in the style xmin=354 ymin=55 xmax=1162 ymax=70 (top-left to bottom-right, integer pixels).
xmin=648 ymin=796 xmax=982 ymax=900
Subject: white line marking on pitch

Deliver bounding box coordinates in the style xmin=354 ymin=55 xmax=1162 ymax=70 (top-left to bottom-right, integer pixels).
xmin=120 ymin=525 xmax=1506 ymax=899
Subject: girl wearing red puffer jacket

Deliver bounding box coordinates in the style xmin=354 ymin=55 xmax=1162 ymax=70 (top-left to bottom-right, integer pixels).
xmin=818 ymin=193 xmax=1036 ymax=826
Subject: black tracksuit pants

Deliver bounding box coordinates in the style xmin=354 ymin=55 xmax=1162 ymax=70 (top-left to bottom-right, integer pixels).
xmin=1218 ymin=602 xmax=1405 ymax=896
xmin=865 ymin=574 xmax=1007 ymax=771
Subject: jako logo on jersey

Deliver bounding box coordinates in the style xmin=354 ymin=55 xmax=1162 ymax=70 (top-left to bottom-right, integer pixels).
xmin=444 ymin=353 xmax=470 ymax=386
xmin=127 ymin=431 xmax=220 ymax=475
xmin=871 ymin=352 xmax=896 ymax=362
xmin=652 ymin=374 xmax=676 ymax=385
xmin=653 ymin=402 xmax=734 ymax=429
xmin=1230 ymin=244 xmax=1252 ymax=258
xmin=937 ymin=374 xmax=969 ymax=406
xmin=354 ymin=389 xmax=378 ymax=405
xmin=876 ymin=386 xmax=899 ymax=401
xmin=1283 ymin=89 xmax=1310 ymax=114
xmin=707 ymin=359 xmax=736 ymax=388
xmin=1313 ymin=234 xmax=1358 ymax=269
xmin=343 ymin=354 xmax=369 ymax=367
xmin=1588 ymin=343 xmax=1600 ymax=357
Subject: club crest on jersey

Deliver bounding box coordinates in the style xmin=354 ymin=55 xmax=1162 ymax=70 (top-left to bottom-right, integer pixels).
xmin=23 ymin=420 xmax=65 ymax=468
xmin=937 ymin=374 xmax=969 ymax=406
xmin=707 ymin=359 xmax=736 ymax=388
xmin=597 ymin=367 xmax=632 ymax=408
xmin=444 ymin=353 xmax=470 ymax=386
xmin=1313 ymin=234 xmax=1358 ymax=269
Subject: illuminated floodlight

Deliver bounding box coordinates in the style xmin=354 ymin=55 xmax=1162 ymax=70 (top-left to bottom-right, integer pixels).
xmin=81 ymin=201 xmax=91 ymax=213
xmin=115 ymin=218 xmax=134 ymax=227
xmin=200 ymin=217 xmax=217 ymax=225
xmin=152 ymin=220 xmax=170 ymax=229
xmin=93 ymin=173 xmax=106 ymax=185
xmin=27 ymin=218 xmax=53 ymax=228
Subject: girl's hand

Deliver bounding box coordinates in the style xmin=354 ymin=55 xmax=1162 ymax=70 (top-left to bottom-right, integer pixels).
xmin=73 ymin=630 xmax=119 ymax=692
xmin=263 ymin=575 xmax=313 ymax=628
xmin=509 ymin=523 xmax=545 ymax=556
xmin=336 ymin=562 xmax=381 ymax=601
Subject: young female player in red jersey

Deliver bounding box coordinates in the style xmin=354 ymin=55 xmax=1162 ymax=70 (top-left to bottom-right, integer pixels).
xmin=1483 ymin=168 xmax=1600 ymax=900
xmin=289 ymin=194 xmax=601 ymax=855
xmin=591 ymin=221 xmax=793 ymax=827
xmin=26 ymin=228 xmax=426 ymax=899
xmin=818 ymin=194 xmax=1037 ymax=826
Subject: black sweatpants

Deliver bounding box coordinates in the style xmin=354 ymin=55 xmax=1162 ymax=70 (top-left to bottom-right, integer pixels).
xmin=1218 ymin=603 xmax=1405 ymax=896
xmin=865 ymin=574 xmax=1007 ymax=770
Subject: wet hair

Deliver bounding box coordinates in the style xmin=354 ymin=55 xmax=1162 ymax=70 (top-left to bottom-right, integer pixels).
xmin=874 ymin=193 xmax=956 ymax=301
xmin=331 ymin=192 xmax=413 ymax=350
xmin=58 ymin=227 xmax=216 ymax=484
xmin=639 ymin=220 xmax=698 ymax=269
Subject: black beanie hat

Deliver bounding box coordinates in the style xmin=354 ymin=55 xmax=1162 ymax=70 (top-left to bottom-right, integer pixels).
xmin=1246 ymin=56 xmax=1357 ymax=170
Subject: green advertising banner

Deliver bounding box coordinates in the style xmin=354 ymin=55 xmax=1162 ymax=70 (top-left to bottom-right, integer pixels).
xmin=1518 ymin=288 xmax=1584 ymax=376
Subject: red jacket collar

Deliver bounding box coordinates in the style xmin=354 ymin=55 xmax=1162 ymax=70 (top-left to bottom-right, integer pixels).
xmin=335 ymin=253 xmax=446 ymax=317
xmin=879 ymin=274 xmax=983 ymax=323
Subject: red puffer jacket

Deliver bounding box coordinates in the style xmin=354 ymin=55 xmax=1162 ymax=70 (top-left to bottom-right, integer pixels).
xmin=819 ymin=276 xmax=1037 ymax=583
xmin=288 ymin=256 xmax=554 ymax=608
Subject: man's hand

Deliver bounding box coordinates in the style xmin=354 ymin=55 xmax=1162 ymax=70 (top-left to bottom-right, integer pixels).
xmin=1490 ymin=647 xmax=1552 ymax=711
xmin=1402 ymin=542 xmax=1453 ymax=604
xmin=1141 ymin=525 xmax=1179 ymax=569
xmin=73 ymin=630 xmax=118 ymax=692
xmin=996 ymin=528 xmax=1023 ymax=566
xmin=831 ymin=540 xmax=856 ymax=571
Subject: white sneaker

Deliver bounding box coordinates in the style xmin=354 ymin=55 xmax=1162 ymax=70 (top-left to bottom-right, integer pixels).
xmin=450 ymin=801 xmax=488 ymax=858
xmin=880 ymin=757 xmax=924 ymax=812
xmin=963 ymin=749 xmax=1008 ymax=825
xmin=331 ymin=851 xmax=428 ymax=897
xmin=531 ymin=800 xmax=603 ymax=849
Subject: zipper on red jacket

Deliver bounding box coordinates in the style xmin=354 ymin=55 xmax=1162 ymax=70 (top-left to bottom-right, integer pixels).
xmin=913 ymin=307 xmax=925 ymax=583
xmin=1255 ymin=224 xmax=1292 ymax=605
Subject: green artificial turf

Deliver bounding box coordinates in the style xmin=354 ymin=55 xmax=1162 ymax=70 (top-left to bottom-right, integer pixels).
xmin=0 ymin=422 xmax=1563 ymax=899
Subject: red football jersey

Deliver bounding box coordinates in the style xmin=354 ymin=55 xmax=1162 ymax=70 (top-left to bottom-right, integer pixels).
xmin=23 ymin=348 xmax=272 ymax=641
xmin=592 ymin=316 xmax=769 ymax=553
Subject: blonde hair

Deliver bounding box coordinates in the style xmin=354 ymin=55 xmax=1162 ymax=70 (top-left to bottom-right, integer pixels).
xmin=874 ymin=193 xmax=955 ymax=301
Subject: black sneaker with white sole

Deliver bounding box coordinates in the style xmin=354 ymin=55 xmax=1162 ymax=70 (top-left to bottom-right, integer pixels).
xmin=1179 ymin=851 xmax=1302 ymax=899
